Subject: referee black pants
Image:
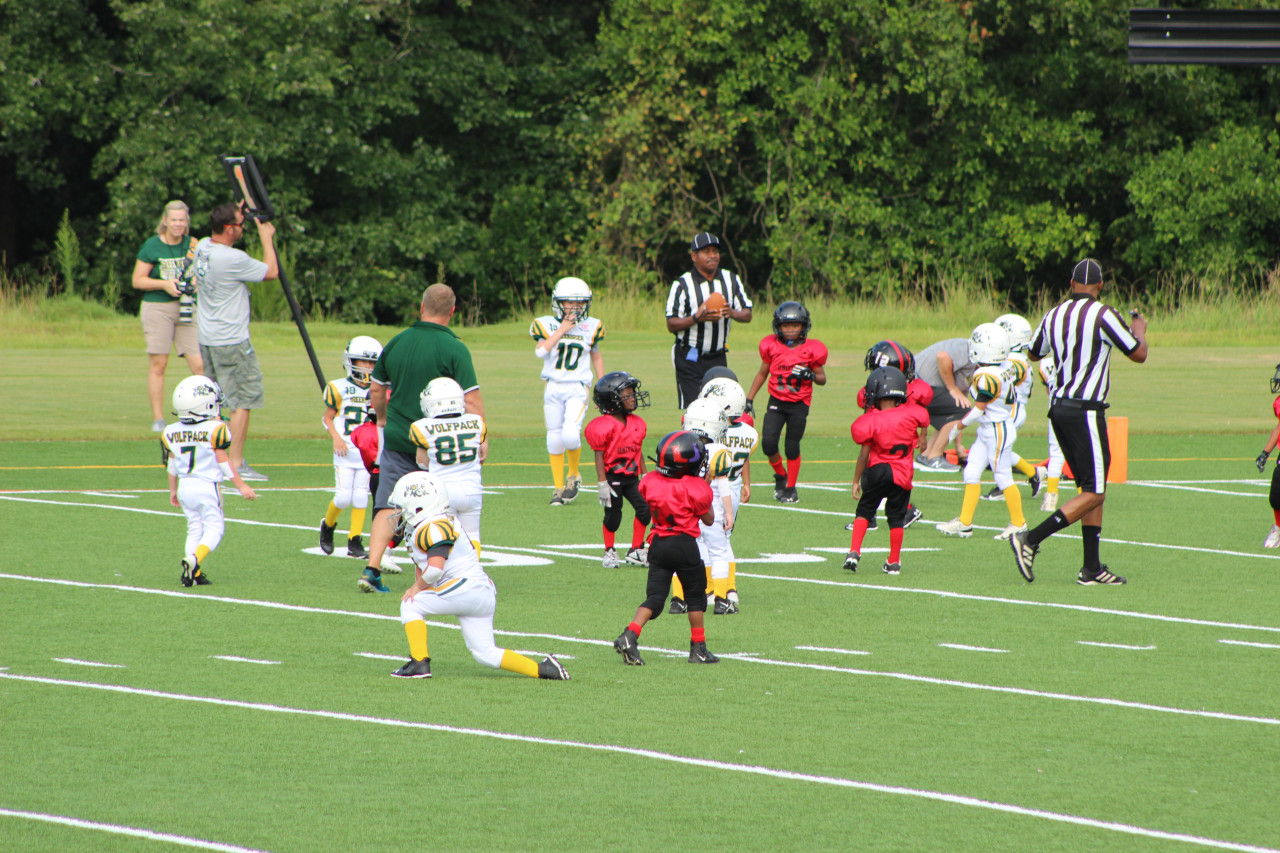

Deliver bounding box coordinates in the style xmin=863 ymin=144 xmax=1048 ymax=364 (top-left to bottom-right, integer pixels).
xmin=672 ymin=345 xmax=727 ymax=409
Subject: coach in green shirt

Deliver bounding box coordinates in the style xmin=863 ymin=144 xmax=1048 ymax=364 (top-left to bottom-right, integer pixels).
xmin=357 ymin=284 xmax=486 ymax=593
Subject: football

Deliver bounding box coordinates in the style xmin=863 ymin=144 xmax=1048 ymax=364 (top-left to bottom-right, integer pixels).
xmin=703 ymin=291 xmax=727 ymax=317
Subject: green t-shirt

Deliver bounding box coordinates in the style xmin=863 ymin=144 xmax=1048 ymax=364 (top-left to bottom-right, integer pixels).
xmin=136 ymin=234 xmax=197 ymax=303
xmin=373 ymin=321 xmax=480 ymax=455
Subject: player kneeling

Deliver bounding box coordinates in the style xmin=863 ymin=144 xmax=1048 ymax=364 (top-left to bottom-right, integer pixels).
xmin=388 ymin=472 xmax=569 ymax=681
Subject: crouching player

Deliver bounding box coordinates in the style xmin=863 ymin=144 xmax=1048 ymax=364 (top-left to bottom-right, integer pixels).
xmin=845 ymin=367 xmax=928 ymax=575
xmin=388 ymin=471 xmax=569 ymax=680
xmin=614 ymin=431 xmax=719 ymax=665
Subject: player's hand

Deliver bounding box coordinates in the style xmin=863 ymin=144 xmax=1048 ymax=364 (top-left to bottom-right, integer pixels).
xmin=852 ymin=482 xmax=862 ymax=500
xmin=950 ymin=388 xmax=971 ymax=408
xmin=239 ymin=485 xmax=257 ymax=500
xmin=479 ymin=439 xmax=488 ymax=463
xmin=790 ymin=364 xmax=815 ymax=381
xmin=1257 ymin=450 xmax=1271 ymax=473
xmin=333 ymin=437 xmax=348 ymax=456
xmin=744 ymin=398 xmax=755 ymax=417
xmin=598 ymin=481 xmax=616 ymax=507
xmin=724 ymin=514 xmax=735 ymax=534
xmin=169 ymin=491 xmax=179 ymax=507
xmin=741 ymin=483 xmax=750 ymax=503
xmin=401 ymin=583 xmax=424 ymax=603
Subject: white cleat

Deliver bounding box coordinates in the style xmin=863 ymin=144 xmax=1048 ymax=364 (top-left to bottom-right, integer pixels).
xmin=936 ymin=518 xmax=973 ymax=538
xmin=1265 ymin=525 xmax=1280 ymax=549
xmin=379 ymin=552 xmax=405 ymax=574
xmin=1040 ymin=492 xmax=1058 ymax=512
xmin=995 ymin=523 xmax=1028 ymax=541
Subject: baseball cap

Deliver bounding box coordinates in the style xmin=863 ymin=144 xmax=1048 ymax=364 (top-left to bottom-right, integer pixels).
xmin=1071 ymin=258 xmax=1103 ymax=285
xmin=690 ymin=232 xmax=721 ymax=252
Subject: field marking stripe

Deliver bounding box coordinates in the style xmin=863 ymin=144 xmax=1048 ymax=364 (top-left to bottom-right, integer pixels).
xmin=211 ymin=656 xmax=281 ymax=665
xmin=0 ymin=807 xmax=268 ymax=852
xmin=1 ymin=675 xmax=1275 ymax=853
xmin=1128 ymin=482 xmax=1263 ymax=498
xmin=795 ymin=645 xmax=871 ymax=656
xmin=1219 ymin=639 xmax=1280 ymax=650
xmin=939 ymin=643 xmax=1009 ymax=653
xmin=1077 ymin=642 xmax=1156 ymax=650
xmin=54 ymin=658 xmax=125 ymax=668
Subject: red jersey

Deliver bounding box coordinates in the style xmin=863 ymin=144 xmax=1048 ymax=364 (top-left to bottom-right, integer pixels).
xmin=350 ymin=421 xmax=380 ymax=474
xmin=857 ymin=377 xmax=933 ymax=411
xmin=758 ymin=336 xmax=829 ymax=405
xmin=639 ymin=470 xmax=713 ymax=540
xmin=850 ymin=401 xmax=930 ymax=489
xmin=585 ymin=413 xmax=647 ymax=477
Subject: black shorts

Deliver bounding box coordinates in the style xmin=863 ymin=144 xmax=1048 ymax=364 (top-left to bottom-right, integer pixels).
xmin=603 ymin=474 xmax=651 ymax=530
xmin=926 ymin=385 xmax=968 ymax=431
xmin=374 ymin=449 xmax=419 ymax=511
xmin=856 ymin=463 xmax=912 ymax=526
xmin=640 ymin=533 xmax=707 ymax=617
xmin=1049 ymin=402 xmax=1109 ymax=494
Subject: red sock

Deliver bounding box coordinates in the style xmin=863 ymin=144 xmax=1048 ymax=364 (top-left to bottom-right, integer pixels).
xmin=786 ymin=456 xmax=802 ymax=489
xmin=691 ymin=627 xmax=706 ymax=643
xmin=769 ymin=458 xmax=786 ymax=477
xmin=889 ymin=526 xmax=904 ymax=563
xmin=1273 ymin=509 xmax=1280 ymax=525
xmin=603 ymin=525 xmax=615 ymax=550
xmin=628 ymin=621 xmax=644 ymax=637
xmin=849 ymin=517 xmax=869 ymax=552
xmin=632 ymin=518 xmax=647 ymax=549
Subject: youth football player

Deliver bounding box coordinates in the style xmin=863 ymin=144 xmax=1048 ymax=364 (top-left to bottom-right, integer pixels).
xmin=319 ymin=336 xmax=381 ymax=558
xmin=585 ymin=371 xmax=651 ymax=568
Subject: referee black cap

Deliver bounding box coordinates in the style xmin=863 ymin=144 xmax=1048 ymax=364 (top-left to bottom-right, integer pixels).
xmin=1071 ymin=258 xmax=1103 ymax=285
xmin=690 ymin=232 xmax=721 ymax=252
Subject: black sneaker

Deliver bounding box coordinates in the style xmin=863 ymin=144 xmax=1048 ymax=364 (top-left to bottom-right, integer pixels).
xmin=1010 ymin=529 xmax=1038 ymax=583
xmin=1029 ymin=466 xmax=1047 ymax=497
xmin=780 ymin=487 xmax=799 ymax=504
xmin=669 ymin=597 xmax=688 ymax=614
xmin=1077 ymin=565 xmax=1127 ymax=585
xmin=192 ymin=570 xmax=212 ymax=586
xmin=843 ymin=551 xmax=860 ymax=572
xmin=561 ymin=476 xmax=580 ymax=502
xmin=180 ymin=556 xmax=197 ymax=588
xmin=713 ymin=596 xmax=734 ymax=615
xmin=391 ymin=657 xmax=432 ymax=678
xmin=614 ymin=629 xmax=644 ymax=665
xmin=904 ymin=505 xmax=923 ymax=528
xmin=882 ymin=561 xmax=901 ymax=575
xmin=689 ymin=641 xmax=719 ymax=663
xmin=538 ymin=655 xmax=570 ymax=680
xmin=319 ymin=520 xmax=336 ymax=555
xmin=773 ymin=473 xmax=786 ymax=501
xmin=983 ymin=486 xmax=1004 ymax=501
xmin=346 ymin=535 xmax=368 ymax=559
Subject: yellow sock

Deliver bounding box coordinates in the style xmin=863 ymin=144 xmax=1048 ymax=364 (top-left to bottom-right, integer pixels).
xmin=960 ymin=483 xmax=981 ymax=525
xmin=549 ymin=453 xmax=566 ymax=489
xmin=1048 ymin=476 xmax=1060 ymax=495
xmin=472 ymin=539 xmax=481 ymax=559
xmin=324 ymin=501 xmax=342 ymax=527
xmin=349 ymin=506 xmax=367 ymax=538
xmin=713 ymin=576 xmax=730 ymax=599
xmin=1003 ymin=484 xmax=1026 ymax=527
xmin=500 ymin=649 xmax=539 ymax=678
xmin=1013 ymin=458 xmax=1036 ymax=478
xmin=566 ymin=447 xmax=581 ymax=479
xmin=405 ymin=620 xmax=430 ymax=661
xmin=705 ymin=566 xmax=713 ymax=597
xmin=194 ymin=544 xmax=211 ymax=565
xmin=728 ymin=562 xmax=737 ymax=592
xmin=672 ymin=577 xmax=685 ymax=599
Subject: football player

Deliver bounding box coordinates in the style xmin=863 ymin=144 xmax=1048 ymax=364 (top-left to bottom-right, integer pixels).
xmin=981 ymin=314 xmax=1048 ymax=503
xmin=410 ymin=377 xmax=487 ymax=553
xmin=745 ymin=301 xmax=829 ymax=503
xmin=668 ymin=397 xmax=734 ymax=614
xmin=584 ymin=371 xmax=651 ymax=568
xmin=852 ymin=340 xmax=929 ymax=531
xmin=698 ymin=371 xmax=756 ymax=608
xmin=614 ymin=430 xmax=719 ymax=666
xmin=1256 ymin=363 xmax=1280 ymax=548
xmin=846 ymin=366 xmax=930 ymax=575
xmin=936 ymin=323 xmax=1029 ymax=540
xmin=162 ymin=376 xmax=257 ymax=588
xmin=530 ymin=277 xmax=605 ymax=506
xmin=320 ymin=336 xmax=382 ymax=559
xmin=388 ymin=472 xmax=569 ymax=681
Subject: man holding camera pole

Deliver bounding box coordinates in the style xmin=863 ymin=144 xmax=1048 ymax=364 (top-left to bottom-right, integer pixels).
xmin=193 ymin=202 xmax=278 ymax=481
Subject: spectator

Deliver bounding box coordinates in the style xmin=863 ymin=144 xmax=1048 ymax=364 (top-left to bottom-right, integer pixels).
xmin=913 ymin=337 xmax=978 ymax=472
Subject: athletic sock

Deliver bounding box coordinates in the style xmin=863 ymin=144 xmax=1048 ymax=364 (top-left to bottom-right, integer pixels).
xmin=672 ymin=577 xmax=685 ymax=599
xmin=712 ymin=575 xmax=730 ymax=599
xmin=769 ymin=457 xmax=786 ymax=478
xmin=194 ymin=544 xmax=211 ymax=564
xmin=1028 ymin=510 xmax=1071 ymax=546
xmin=704 ymin=565 xmax=713 ymax=598
xmin=549 ymin=453 xmax=566 ymax=490
xmin=1047 ymin=476 xmax=1060 ymax=495
xmin=324 ymin=501 xmax=342 ymax=527
xmin=849 ymin=517 xmax=869 ymax=551
xmin=1002 ymin=484 xmax=1026 ymax=528
xmin=1013 ymin=457 xmax=1036 ymax=478
xmin=566 ymin=447 xmax=581 ymax=480
xmin=499 ymin=649 xmax=539 ymax=678
xmin=631 ymin=518 xmax=647 ymax=549
xmin=888 ymin=526 xmax=904 ymax=563
xmin=960 ymin=483 xmax=981 ymax=525
xmin=405 ymin=620 xmax=429 ymax=661
xmin=628 ymin=621 xmax=644 ymax=637
xmin=1082 ymin=525 xmax=1102 ymax=572
xmin=1274 ymin=508 xmax=1280 ymax=526
xmin=349 ymin=506 xmax=367 ymax=540
xmin=785 ymin=456 xmax=802 ymax=489
xmin=602 ymin=524 xmax=615 ymax=550
xmin=727 ymin=561 xmax=737 ymax=593
xmin=691 ymin=627 xmax=706 ymax=643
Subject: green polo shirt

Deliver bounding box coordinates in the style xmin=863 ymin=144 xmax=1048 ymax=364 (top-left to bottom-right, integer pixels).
xmin=372 ymin=321 xmax=479 ymax=455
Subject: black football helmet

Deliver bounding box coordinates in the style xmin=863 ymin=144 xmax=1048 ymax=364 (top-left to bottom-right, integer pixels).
xmin=701 ymin=366 xmax=739 ymax=386
xmin=865 ymin=366 xmax=908 ymax=407
xmin=1271 ymin=364 xmax=1280 ymax=394
xmin=653 ymin=430 xmax=705 ymax=478
xmin=864 ymin=340 xmax=916 ymax=381
xmin=593 ymin=371 xmax=650 ymax=414
xmin=772 ymin=301 xmax=811 ymax=345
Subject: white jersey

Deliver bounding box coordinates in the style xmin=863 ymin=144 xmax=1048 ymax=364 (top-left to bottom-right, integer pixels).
xmin=722 ymin=420 xmax=759 ymax=485
xmin=530 ymin=315 xmax=605 ymax=383
xmin=163 ymin=418 xmax=233 ymax=483
xmin=323 ymin=378 xmax=373 ymax=457
xmin=970 ymin=360 xmax=1025 ymax=425
xmin=408 ymin=512 xmax=490 ymax=590
xmin=409 ymin=413 xmax=487 ymax=490
xmin=1007 ymin=351 xmax=1034 ymax=406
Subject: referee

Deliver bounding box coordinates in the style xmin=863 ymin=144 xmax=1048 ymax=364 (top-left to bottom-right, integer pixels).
xmin=665 ymin=232 xmax=753 ymax=407
xmin=1009 ymin=258 xmax=1148 ymax=585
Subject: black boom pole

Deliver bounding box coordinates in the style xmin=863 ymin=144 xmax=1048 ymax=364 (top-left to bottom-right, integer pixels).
xmin=220 ymin=155 xmax=327 ymax=392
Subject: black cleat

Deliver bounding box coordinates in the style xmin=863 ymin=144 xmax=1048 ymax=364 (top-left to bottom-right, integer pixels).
xmin=713 ymin=596 xmax=737 ymax=615
xmin=688 ymin=641 xmax=719 ymax=663
xmin=346 ymin=535 xmax=368 ymax=559
xmin=1077 ymin=565 xmax=1127 ymax=585
xmin=842 ymin=551 xmax=860 ymax=573
xmin=668 ymin=597 xmax=688 ymax=614
xmin=773 ymin=473 xmax=787 ymax=501
xmin=319 ymin=520 xmax=336 ymax=555
xmin=537 ymin=655 xmax=570 ymax=680
xmin=1010 ymin=529 xmax=1038 ymax=583
xmin=904 ymin=505 xmax=923 ymax=528
xmin=614 ymin=629 xmax=644 ymax=665
xmin=882 ymin=561 xmax=901 ymax=576
xmin=391 ymin=658 xmax=432 ymax=678
xmin=779 ymin=487 xmax=799 ymax=504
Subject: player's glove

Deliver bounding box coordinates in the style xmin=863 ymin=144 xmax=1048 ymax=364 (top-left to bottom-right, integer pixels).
xmin=598 ymin=481 xmax=617 ymax=508
xmin=744 ymin=398 xmax=755 ymax=417
xmin=791 ymin=364 xmax=815 ymax=381
xmin=1257 ymin=450 xmax=1271 ymax=473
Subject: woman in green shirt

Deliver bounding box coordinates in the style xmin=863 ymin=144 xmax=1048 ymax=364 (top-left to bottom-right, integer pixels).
xmin=132 ymin=200 xmax=205 ymax=432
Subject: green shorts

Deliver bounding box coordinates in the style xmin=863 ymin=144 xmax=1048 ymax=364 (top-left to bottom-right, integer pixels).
xmin=200 ymin=340 xmax=264 ymax=411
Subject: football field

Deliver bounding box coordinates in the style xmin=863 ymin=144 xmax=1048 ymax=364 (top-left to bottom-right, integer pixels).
xmin=3 ymin=432 xmax=1279 ymax=852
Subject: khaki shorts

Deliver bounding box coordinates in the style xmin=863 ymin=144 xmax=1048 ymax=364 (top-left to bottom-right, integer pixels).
xmin=200 ymin=341 xmax=265 ymax=411
xmin=141 ymin=300 xmax=199 ymax=356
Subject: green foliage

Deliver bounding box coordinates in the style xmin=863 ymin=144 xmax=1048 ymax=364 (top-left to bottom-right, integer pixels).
xmin=52 ymin=209 xmax=81 ymax=295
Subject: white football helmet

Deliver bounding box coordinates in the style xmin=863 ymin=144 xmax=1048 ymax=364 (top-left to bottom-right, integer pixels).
xmin=343 ymin=335 xmax=383 ymax=385
xmin=967 ymin=322 xmax=1011 ymax=366
xmin=994 ymin=313 xmax=1033 ymax=352
xmin=682 ymin=397 xmax=729 ymax=443
xmin=388 ymin=471 xmax=451 ymax=538
xmin=697 ymin=377 xmax=747 ymax=420
xmin=551 ymin=276 xmax=592 ymax=322
xmin=419 ymin=377 xmax=466 ymax=418
xmin=173 ymin=375 xmax=223 ymax=423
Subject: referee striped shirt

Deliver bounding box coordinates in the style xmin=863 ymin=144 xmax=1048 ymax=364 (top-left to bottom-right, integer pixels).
xmin=666 ymin=269 xmax=752 ymax=354
xmin=1029 ymin=293 xmax=1140 ymax=403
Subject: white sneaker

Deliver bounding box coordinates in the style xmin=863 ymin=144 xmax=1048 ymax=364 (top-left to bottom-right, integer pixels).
xmin=1265 ymin=525 xmax=1280 ymax=549
xmin=602 ymin=547 xmax=620 ymax=569
xmin=379 ymin=552 xmax=405 ymax=574
xmin=151 ymin=418 xmax=166 ymax=433
xmin=1040 ymin=492 xmax=1058 ymax=512
xmin=995 ymin=523 xmax=1028 ymax=541
xmin=624 ymin=547 xmax=649 ymax=567
xmin=936 ymin=518 xmax=973 ymax=538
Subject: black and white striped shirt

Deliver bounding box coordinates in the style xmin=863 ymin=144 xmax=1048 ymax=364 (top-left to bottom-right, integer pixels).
xmin=1030 ymin=293 xmax=1139 ymax=403
xmin=665 ymin=269 xmax=752 ymax=354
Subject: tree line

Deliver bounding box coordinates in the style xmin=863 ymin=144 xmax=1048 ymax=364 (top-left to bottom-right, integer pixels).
xmin=3 ymin=0 xmax=1277 ymax=323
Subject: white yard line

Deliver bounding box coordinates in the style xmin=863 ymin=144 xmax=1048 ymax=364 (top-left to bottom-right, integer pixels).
xmin=211 ymin=656 xmax=281 ymax=665
xmin=0 ymin=808 xmax=268 ymax=853
xmin=1219 ymin=639 xmax=1280 ymax=650
xmin=54 ymin=658 xmax=125 ymax=668
xmin=939 ymin=643 xmax=1009 ymax=653
xmin=1076 ymin=641 xmax=1156 ymax=650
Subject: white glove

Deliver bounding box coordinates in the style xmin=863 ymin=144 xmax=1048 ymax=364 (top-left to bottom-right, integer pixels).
xmin=598 ymin=481 xmax=617 ymax=508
